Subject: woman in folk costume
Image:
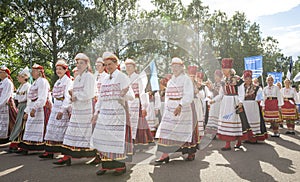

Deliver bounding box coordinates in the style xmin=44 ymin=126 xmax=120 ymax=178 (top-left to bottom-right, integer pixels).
xmin=195 ymin=71 xmax=211 ymax=138
xmin=217 ymin=58 xmax=252 ymax=151
xmin=94 ymin=57 xmax=108 ymax=95
xmin=92 ymin=58 xmax=108 ymax=127
xmin=52 ymin=53 xmax=96 ymax=166
xmin=155 ymin=57 xmax=199 ymax=163
xmin=39 ymin=59 xmax=72 ymax=159
xmin=125 ymin=58 xmax=153 ymax=146
xmin=158 ymin=74 xmax=171 ymax=120
xmin=71 ymin=67 xmax=78 ymax=80
xmin=187 ymin=66 xmax=204 ymax=140
xmin=242 ymin=70 xmax=268 ymax=143
xmin=8 ymin=67 xmax=31 ymax=152
xmin=207 ymin=69 xmax=223 ymax=137
xmin=280 ymin=79 xmax=298 ymax=135
xmin=261 ymin=75 xmax=283 ymax=137
xmin=91 ymin=52 xmax=134 ymax=176
xmin=146 ymin=89 xmax=161 ymax=137
xmin=18 ymin=63 xmax=51 ymax=154
xmin=0 ymin=65 xmax=17 ymax=144
xmin=86 ymin=57 xmax=109 ymax=165
xmin=252 ymin=78 xmax=264 ymax=109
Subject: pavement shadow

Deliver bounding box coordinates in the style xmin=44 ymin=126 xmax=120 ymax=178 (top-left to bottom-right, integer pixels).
xmin=267 ymin=129 xmax=300 ymax=152
xmin=149 ymin=149 xmax=212 ymax=182
xmin=217 ymin=142 xmax=295 ymax=181
xmin=268 ymin=136 xmax=300 ymax=152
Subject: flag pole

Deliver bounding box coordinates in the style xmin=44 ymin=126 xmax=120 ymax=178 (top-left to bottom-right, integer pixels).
xmin=127 ymin=55 xmax=157 ymax=86
xmin=261 ymin=74 xmax=264 ymax=88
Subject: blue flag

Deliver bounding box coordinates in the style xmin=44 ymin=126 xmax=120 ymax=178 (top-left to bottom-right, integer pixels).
xmin=244 ymin=55 xmax=263 ymax=78
xmin=267 ymin=72 xmax=282 ymax=84
xmin=150 ymin=61 xmax=160 ymax=91
xmin=287 ymin=56 xmax=293 ymax=80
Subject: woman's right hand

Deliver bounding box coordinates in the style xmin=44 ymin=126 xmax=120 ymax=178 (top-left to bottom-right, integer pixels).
xmin=91 ymin=114 xmax=98 ymax=125
xmin=56 ymin=112 xmax=63 ymax=120
xmin=23 ymin=113 xmax=28 ymax=121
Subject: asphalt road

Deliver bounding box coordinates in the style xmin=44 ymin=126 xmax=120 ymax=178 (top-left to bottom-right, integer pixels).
xmin=0 ymin=125 xmax=299 ymax=182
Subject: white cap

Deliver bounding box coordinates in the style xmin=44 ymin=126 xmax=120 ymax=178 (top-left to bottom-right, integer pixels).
xmin=72 ymin=67 xmax=78 ymax=72
xmin=171 ymin=57 xmax=184 ymax=65
xmin=19 ymin=66 xmax=30 ymax=78
xmin=74 ymin=53 xmax=90 ymax=62
xmin=32 ymin=63 xmax=44 ymax=69
xmin=95 ymin=57 xmax=104 ymax=64
xmin=0 ymin=65 xmax=8 ymax=71
xmin=0 ymin=65 xmax=10 ymax=75
xmin=124 ymin=58 xmax=135 ymax=65
xmin=55 ymin=59 xmax=68 ymax=68
xmin=102 ymin=51 xmax=119 ymax=63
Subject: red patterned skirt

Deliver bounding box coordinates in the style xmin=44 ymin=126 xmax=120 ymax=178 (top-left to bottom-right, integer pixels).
xmin=264 ymin=99 xmax=281 ymax=122
xmin=281 ymin=99 xmax=298 ymax=120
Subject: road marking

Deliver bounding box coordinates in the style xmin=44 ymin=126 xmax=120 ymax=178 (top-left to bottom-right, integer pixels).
xmin=0 ymin=165 xmax=24 ymax=177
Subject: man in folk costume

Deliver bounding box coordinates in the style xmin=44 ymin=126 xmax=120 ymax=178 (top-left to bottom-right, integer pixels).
xmin=8 ymin=67 xmax=31 ymax=152
xmin=0 ymin=65 xmax=17 ymax=144
xmin=39 ymin=59 xmax=72 ymax=159
xmin=207 ymin=69 xmax=224 ymax=137
xmin=91 ymin=52 xmax=134 ymax=176
xmin=53 ymin=53 xmax=96 ymax=166
xmin=242 ymin=70 xmax=268 ymax=143
xmin=281 ymin=79 xmax=298 ymax=135
xmin=217 ymin=58 xmax=252 ymax=151
xmin=155 ymin=57 xmax=199 ymax=163
xmin=18 ymin=63 xmax=51 ymax=154
xmin=125 ymin=58 xmax=153 ymax=146
xmin=261 ymin=75 xmax=283 ymax=137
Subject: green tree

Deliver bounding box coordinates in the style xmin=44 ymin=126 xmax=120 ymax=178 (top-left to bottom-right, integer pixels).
xmin=3 ymin=0 xmax=107 ymax=86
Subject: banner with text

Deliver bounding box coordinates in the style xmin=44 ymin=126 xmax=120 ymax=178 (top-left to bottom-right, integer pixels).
xmin=267 ymin=72 xmax=282 ymax=84
xmin=244 ymin=55 xmax=263 ymax=78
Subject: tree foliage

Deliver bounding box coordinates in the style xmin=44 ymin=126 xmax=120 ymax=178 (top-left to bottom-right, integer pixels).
xmin=1 ymin=0 xmax=294 ymax=87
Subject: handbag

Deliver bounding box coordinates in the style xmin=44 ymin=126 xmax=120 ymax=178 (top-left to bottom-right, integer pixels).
xmin=235 ymin=105 xmax=244 ymax=114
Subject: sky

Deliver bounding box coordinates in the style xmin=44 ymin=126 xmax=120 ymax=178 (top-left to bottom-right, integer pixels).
xmin=139 ymin=0 xmax=300 ymax=60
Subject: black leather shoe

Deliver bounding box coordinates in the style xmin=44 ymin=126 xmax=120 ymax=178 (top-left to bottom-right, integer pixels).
xmin=39 ymin=153 xmax=54 ymax=159
xmin=285 ymin=131 xmax=291 ymax=134
xmin=5 ymin=148 xmax=18 ymax=153
xmin=185 ymin=154 xmax=195 ymax=161
xmin=155 ymin=156 xmax=170 ymax=163
xmin=86 ymin=155 xmax=101 ymax=165
xmin=53 ymin=158 xmax=71 ymax=166
xmin=290 ymin=131 xmax=295 ymax=135
xmin=221 ymin=147 xmax=231 ymax=151
xmin=113 ymin=167 xmax=126 ymax=176
xmin=96 ymin=169 xmax=107 ymax=176
xmin=271 ymin=133 xmax=280 ymax=137
xmin=15 ymin=149 xmax=28 ymax=155
xmin=234 ymin=145 xmax=241 ymax=149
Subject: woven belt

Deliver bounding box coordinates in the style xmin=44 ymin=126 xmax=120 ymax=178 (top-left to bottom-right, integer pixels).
xmin=267 ymin=97 xmax=277 ymax=100
xmin=169 ymin=98 xmax=182 ymax=100
xmin=55 ymin=97 xmax=65 ymax=101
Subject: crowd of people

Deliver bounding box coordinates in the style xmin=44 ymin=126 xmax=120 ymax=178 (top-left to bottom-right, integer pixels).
xmin=0 ymin=54 xmax=299 ymax=176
